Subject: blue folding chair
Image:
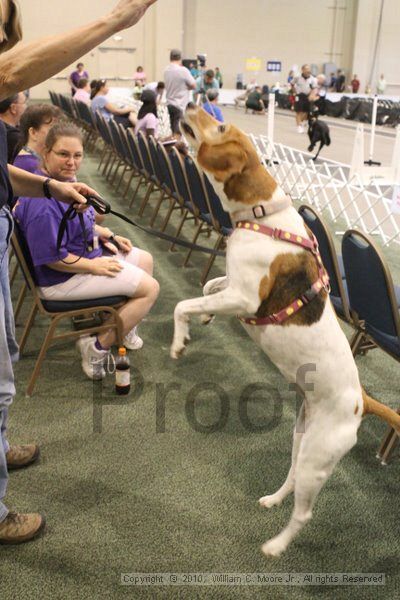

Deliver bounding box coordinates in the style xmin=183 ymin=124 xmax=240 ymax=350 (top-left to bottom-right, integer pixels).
xmin=342 ymin=229 xmax=400 ymax=464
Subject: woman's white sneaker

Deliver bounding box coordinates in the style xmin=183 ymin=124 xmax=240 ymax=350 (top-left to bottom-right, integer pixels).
xmin=123 ymin=327 xmax=143 ymax=350
xmin=76 ymin=336 xmax=109 ymax=379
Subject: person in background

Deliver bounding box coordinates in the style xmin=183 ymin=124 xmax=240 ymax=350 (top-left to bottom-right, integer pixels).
xmin=133 ymin=65 xmax=147 ymax=85
xmin=195 ymin=69 xmax=219 ymax=103
xmin=202 ymin=89 xmax=224 ymax=122
xmin=0 ymin=92 xmax=28 ymax=162
xmin=365 ymin=82 xmax=372 ymax=95
xmin=13 ymin=104 xmax=62 ymax=174
xmin=144 ymin=81 xmax=165 ymax=104
xmin=189 ymin=62 xmax=199 ymax=79
xmin=245 ymin=86 xmax=265 ymax=114
xmin=351 ymin=74 xmax=360 ymax=94
xmin=309 ymin=73 xmax=327 ymax=115
xmin=135 ymin=89 xmax=159 ymax=138
xmin=164 ymin=49 xmax=196 ymax=135
xmin=68 ymin=62 xmax=89 ymax=96
xmin=215 ymin=67 xmax=223 ymax=89
xmin=90 ymin=79 xmax=137 ymax=128
xmin=74 ymin=78 xmax=91 ymax=105
xmin=0 ymin=0 xmax=156 ymax=546
xmin=329 ymin=72 xmax=337 ymax=91
xmin=335 ymin=69 xmax=345 ymax=93
xmin=13 ymin=123 xmax=159 ymax=375
xmin=294 ymin=64 xmax=316 ymax=133
xmin=287 ymin=69 xmax=295 ymax=85
xmin=377 ymin=74 xmax=386 ymax=95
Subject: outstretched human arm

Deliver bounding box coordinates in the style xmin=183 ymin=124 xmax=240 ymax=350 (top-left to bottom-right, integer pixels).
xmin=0 ymin=0 xmax=157 ymax=99
xmin=8 ymin=164 xmax=97 ymax=206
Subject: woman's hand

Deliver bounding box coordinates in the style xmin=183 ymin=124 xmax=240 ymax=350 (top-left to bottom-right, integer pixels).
xmin=114 ymin=235 xmax=132 ymax=253
xmin=89 ymin=257 xmax=123 ymax=277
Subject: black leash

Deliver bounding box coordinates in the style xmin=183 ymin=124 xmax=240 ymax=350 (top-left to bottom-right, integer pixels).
xmin=57 ymin=195 xmax=226 ymax=257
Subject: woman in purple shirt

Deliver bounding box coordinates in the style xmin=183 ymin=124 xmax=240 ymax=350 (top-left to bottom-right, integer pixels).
xmin=13 ymin=104 xmax=62 ymax=174
xmin=13 ymin=123 xmax=159 ymax=379
xmin=68 ymin=62 xmax=89 ymax=96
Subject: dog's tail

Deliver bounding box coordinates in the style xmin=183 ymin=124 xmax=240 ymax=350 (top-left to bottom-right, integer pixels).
xmin=362 ymin=388 xmax=400 ymax=432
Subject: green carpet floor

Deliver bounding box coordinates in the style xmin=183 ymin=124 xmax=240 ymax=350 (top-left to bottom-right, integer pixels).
xmin=1 ymin=147 xmax=400 ymax=600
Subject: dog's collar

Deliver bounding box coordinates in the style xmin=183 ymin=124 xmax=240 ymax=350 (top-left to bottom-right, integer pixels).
xmin=232 ymin=196 xmax=292 ymax=222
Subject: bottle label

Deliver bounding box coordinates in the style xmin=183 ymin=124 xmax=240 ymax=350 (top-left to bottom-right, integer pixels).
xmin=116 ymin=370 xmax=130 ymax=387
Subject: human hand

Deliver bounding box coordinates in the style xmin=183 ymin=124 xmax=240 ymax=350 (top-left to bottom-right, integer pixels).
xmin=110 ymin=0 xmax=157 ymax=31
xmin=89 ymin=257 xmax=123 ymax=277
xmin=114 ymin=235 xmax=132 ymax=253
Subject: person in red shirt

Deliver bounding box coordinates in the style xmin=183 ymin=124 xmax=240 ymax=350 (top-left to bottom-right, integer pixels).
xmin=351 ymin=75 xmax=360 ymax=94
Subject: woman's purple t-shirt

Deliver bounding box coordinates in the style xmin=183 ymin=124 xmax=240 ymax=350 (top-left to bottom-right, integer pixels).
xmin=13 ymin=153 xmax=40 ymax=174
xmin=13 ymin=193 xmax=102 ymax=287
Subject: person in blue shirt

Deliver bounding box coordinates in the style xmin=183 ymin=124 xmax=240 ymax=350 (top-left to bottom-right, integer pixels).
xmin=202 ymin=89 xmax=224 ymax=123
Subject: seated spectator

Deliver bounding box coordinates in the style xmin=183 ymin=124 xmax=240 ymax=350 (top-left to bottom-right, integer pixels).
xmin=245 ymin=86 xmax=265 ymax=114
xmin=13 ymin=104 xmax=61 ymax=174
xmin=202 ymin=89 xmax=224 ymax=123
xmin=135 ymin=89 xmax=160 ymax=138
xmin=144 ymin=81 xmax=165 ymax=104
xmin=133 ymin=66 xmax=147 ymax=85
xmin=0 ymin=92 xmax=28 ymax=162
xmin=68 ymin=62 xmax=89 ymax=96
xmin=74 ymin=78 xmax=91 ymax=105
xmin=13 ymin=123 xmax=159 ymax=378
xmin=90 ymin=79 xmax=137 ymax=129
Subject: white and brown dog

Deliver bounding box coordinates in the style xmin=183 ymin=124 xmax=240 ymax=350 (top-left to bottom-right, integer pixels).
xmin=171 ymin=106 xmax=400 ymax=557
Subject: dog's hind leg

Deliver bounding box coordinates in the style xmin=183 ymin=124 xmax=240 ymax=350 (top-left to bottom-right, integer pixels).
xmin=200 ymin=276 xmax=228 ymax=324
xmin=261 ymin=415 xmax=358 ymax=557
xmin=259 ymin=403 xmax=305 ymax=508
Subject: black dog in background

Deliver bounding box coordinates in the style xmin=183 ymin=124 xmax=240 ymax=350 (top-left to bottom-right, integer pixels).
xmin=307 ymin=107 xmax=331 ymax=160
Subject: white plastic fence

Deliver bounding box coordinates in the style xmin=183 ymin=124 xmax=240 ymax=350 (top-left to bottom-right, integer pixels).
xmin=249 ymin=134 xmax=400 ymax=247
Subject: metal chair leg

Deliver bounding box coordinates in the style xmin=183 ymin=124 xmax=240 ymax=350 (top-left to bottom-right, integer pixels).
xmin=200 ymin=235 xmax=224 ymax=285
xmin=19 ymin=303 xmax=38 ymax=353
xmin=138 ymin=182 xmax=155 ymax=216
xmin=183 ymin=222 xmax=204 ymax=267
xmin=14 ymin=282 xmax=28 ymax=322
xmin=26 ymin=317 xmax=59 ymax=396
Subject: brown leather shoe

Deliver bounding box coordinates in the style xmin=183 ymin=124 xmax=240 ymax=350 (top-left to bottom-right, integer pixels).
xmin=6 ymin=444 xmax=40 ymax=470
xmin=0 ymin=512 xmax=46 ymax=544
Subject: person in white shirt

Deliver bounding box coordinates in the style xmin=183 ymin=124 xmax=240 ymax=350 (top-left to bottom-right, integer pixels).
xmin=293 ymin=64 xmax=316 ymax=133
xmin=376 ymin=74 xmax=386 ymax=95
xmin=164 ymin=49 xmax=196 ymax=134
xmin=144 ymin=81 xmax=165 ymax=103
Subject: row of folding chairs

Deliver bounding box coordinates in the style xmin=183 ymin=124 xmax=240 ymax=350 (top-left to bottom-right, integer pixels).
xmin=299 ymin=205 xmax=400 ymax=464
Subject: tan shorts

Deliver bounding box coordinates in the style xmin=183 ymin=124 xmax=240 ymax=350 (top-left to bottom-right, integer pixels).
xmin=39 ymin=248 xmax=144 ymax=300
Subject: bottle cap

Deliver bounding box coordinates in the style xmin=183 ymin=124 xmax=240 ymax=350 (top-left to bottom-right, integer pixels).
xmin=118 ymin=346 xmax=127 ymax=355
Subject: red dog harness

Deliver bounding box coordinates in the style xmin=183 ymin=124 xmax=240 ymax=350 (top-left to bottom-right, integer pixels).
xmin=236 ymin=220 xmax=330 ymax=326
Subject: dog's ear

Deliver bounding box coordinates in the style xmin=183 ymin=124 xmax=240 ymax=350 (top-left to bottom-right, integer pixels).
xmin=197 ymin=141 xmax=247 ymax=181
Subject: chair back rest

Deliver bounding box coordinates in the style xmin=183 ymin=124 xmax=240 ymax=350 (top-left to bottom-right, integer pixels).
xmin=11 ymin=224 xmax=45 ymax=313
xmin=94 ymin=111 xmax=112 ymax=146
xmin=126 ymin=129 xmax=144 ymax=171
xmin=147 ymin=136 xmax=164 ymax=185
xmin=137 ymin=131 xmax=155 ymax=177
xmin=156 ymin=142 xmax=176 ymax=194
xmin=342 ymin=229 xmax=400 ymax=337
xmin=298 ymin=205 xmax=343 ymax=299
xmin=170 ymin=147 xmax=192 ymax=206
xmin=108 ymin=118 xmax=126 ymax=160
xmin=184 ymin=156 xmax=209 ymax=215
xmin=75 ymin=100 xmax=95 ymax=128
xmin=203 ymin=176 xmax=233 ymax=231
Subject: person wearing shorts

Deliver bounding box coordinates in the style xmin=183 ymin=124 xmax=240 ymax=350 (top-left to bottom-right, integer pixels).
xmin=13 ymin=122 xmax=159 ymax=379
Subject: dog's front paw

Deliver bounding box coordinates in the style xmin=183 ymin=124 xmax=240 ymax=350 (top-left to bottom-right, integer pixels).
xmin=259 ymin=493 xmax=284 ymax=509
xmin=261 ymin=535 xmax=288 ymax=558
